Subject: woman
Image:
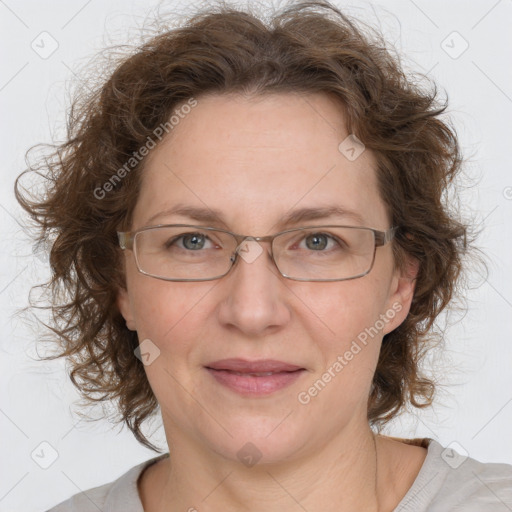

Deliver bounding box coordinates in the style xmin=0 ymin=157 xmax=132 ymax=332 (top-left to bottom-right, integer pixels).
xmin=16 ymin=1 xmax=512 ymax=511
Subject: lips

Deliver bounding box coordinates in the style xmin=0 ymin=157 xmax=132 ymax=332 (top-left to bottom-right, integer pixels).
xmin=205 ymin=358 xmax=304 ymax=374
xmin=205 ymin=358 xmax=306 ymax=396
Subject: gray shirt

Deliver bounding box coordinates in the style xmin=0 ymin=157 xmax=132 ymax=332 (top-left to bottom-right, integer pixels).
xmin=46 ymin=439 xmax=512 ymax=511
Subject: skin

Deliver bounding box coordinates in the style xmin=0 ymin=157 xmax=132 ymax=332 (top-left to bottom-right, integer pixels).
xmin=117 ymin=92 xmax=426 ymax=512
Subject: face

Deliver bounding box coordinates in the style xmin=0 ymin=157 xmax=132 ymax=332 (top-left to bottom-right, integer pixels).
xmin=117 ymin=92 xmax=416 ymax=464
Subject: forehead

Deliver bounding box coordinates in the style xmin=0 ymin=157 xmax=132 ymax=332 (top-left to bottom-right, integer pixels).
xmin=133 ymin=92 xmax=388 ymax=232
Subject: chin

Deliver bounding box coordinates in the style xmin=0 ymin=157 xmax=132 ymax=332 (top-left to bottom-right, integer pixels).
xmin=200 ymin=415 xmax=309 ymax=467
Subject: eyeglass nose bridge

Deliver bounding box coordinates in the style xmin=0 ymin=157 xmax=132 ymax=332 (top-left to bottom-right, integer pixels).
xmin=228 ymin=234 xmax=280 ymax=275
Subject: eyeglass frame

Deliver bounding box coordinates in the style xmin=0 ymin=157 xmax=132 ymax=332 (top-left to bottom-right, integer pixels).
xmin=117 ymin=224 xmax=399 ymax=282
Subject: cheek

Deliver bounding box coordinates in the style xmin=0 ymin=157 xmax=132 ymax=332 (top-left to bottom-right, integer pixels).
xmin=292 ymin=284 xmax=386 ymax=428
xmin=128 ymin=274 xmax=215 ymax=352
xmin=128 ymin=279 xmax=212 ymax=401
xmin=297 ymin=279 xmax=389 ymax=384
xmin=298 ymin=278 xmax=389 ymax=343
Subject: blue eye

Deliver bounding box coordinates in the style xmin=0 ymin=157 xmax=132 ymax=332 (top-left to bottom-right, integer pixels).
xmin=165 ymin=232 xmax=215 ymax=251
xmin=299 ymin=232 xmax=346 ymax=252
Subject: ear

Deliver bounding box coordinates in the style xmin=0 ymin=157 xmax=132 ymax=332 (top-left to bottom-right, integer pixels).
xmin=382 ymin=253 xmax=419 ymax=335
xmin=117 ymin=286 xmax=137 ymax=331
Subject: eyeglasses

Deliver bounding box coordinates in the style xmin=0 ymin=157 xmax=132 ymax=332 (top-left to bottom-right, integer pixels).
xmin=117 ymin=224 xmax=398 ymax=282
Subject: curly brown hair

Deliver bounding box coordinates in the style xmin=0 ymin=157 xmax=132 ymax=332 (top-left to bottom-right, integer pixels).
xmin=15 ymin=0 xmax=473 ymax=452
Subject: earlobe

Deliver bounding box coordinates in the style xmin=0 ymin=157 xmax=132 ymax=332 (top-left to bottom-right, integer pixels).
xmin=117 ymin=287 xmax=137 ymax=331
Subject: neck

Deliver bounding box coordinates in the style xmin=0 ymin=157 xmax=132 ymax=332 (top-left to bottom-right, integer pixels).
xmin=142 ymin=420 xmax=396 ymax=512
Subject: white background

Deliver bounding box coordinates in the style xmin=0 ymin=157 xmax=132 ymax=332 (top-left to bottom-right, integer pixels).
xmin=1 ymin=1 xmax=511 ymax=510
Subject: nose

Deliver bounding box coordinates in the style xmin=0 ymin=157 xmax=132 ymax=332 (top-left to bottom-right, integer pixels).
xmin=216 ymin=239 xmax=291 ymax=336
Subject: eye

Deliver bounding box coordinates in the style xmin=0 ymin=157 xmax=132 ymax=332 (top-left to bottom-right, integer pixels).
xmin=300 ymin=232 xmax=345 ymax=252
xmin=166 ymin=232 xmax=215 ymax=251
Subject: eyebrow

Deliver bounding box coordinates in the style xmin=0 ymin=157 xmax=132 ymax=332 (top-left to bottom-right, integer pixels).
xmin=144 ymin=204 xmax=367 ymax=231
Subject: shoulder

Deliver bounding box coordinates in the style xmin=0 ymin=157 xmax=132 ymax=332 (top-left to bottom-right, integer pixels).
xmin=433 ymin=444 xmax=512 ymax=510
xmin=45 ymin=479 xmax=112 ymax=512
xmin=45 ymin=453 xmax=169 ymax=512
xmin=395 ymin=438 xmax=512 ymax=511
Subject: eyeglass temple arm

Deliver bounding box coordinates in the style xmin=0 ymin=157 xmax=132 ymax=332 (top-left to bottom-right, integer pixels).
xmin=117 ymin=232 xmax=133 ymax=250
xmin=374 ymin=226 xmax=398 ymax=246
